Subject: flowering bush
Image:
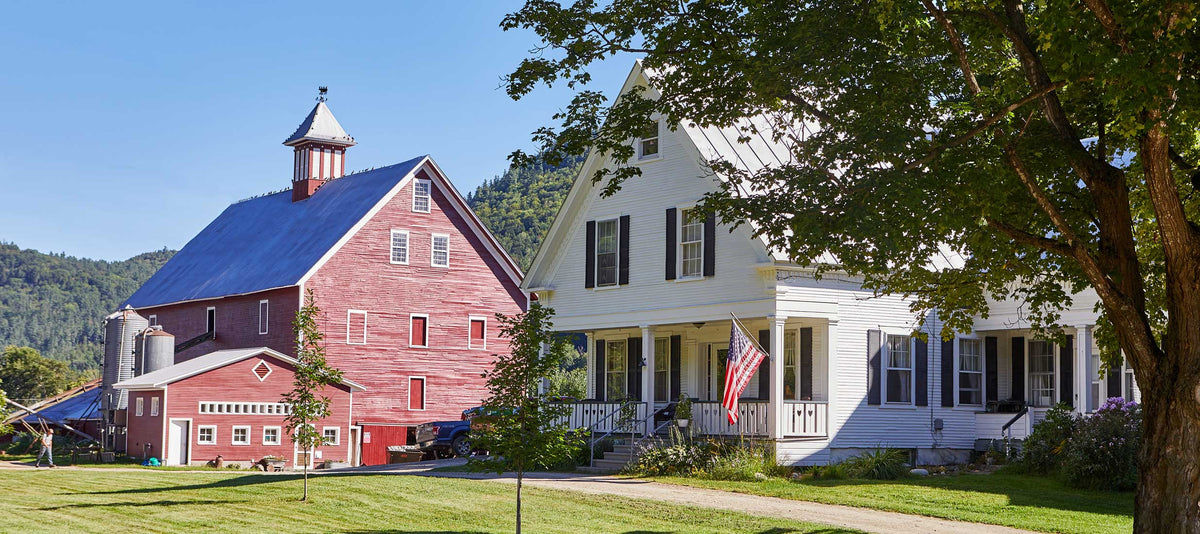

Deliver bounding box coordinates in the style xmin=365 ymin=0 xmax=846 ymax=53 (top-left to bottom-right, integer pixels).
xmin=631 ymin=442 xmax=712 ymax=476
xmin=1062 ymin=397 xmax=1141 ymax=490
xmin=1019 ymin=403 xmax=1078 ymax=475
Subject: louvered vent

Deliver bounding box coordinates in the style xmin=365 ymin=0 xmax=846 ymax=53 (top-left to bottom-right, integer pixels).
xmin=252 ymin=360 xmax=272 ymax=381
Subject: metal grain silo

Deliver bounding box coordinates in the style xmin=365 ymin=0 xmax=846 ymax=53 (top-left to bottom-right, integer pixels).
xmin=102 ymin=306 xmax=148 ymax=411
xmin=139 ymin=327 xmax=176 ymax=375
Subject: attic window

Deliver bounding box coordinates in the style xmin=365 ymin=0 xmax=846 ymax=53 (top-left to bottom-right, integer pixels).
xmin=638 ymin=121 xmax=660 ymax=160
xmin=252 ymin=360 xmax=272 ymax=382
xmin=413 ymin=179 xmax=432 ymax=213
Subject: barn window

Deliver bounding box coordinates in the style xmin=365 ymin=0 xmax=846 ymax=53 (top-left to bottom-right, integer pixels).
xmin=390 ymin=229 xmax=409 ymax=264
xmin=232 ymin=426 xmax=250 ymax=445
xmin=409 ymin=377 xmax=426 ymax=410
xmin=148 ymin=315 xmax=158 ymax=327
xmin=431 ymin=234 xmax=449 ymax=268
xmin=322 ymin=427 xmax=340 ymax=445
xmin=413 ymin=178 xmax=432 ymax=213
xmin=469 ymin=317 xmax=486 ymax=349
xmin=347 ymin=310 xmax=367 ymax=345
xmin=410 ymin=315 xmax=429 ymax=348
xmin=197 ymin=426 xmax=216 ymax=445
xmin=150 ymin=396 xmax=159 ymax=417
xmin=258 ymin=300 xmax=269 ymax=335
xmin=135 ymin=397 xmax=144 ymax=417
xmin=263 ymin=426 xmax=280 ymax=445
xmin=206 ymin=307 xmax=216 ymax=336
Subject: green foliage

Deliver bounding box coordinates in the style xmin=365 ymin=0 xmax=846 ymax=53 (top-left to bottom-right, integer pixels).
xmin=1062 ymin=399 xmax=1141 ymax=491
xmin=0 ymin=243 xmax=173 ymax=372
xmin=468 ymin=303 xmax=576 ymax=533
xmin=545 ymin=344 xmax=586 ymax=399
xmin=0 ymin=345 xmax=85 ymax=402
xmin=701 ymin=441 xmax=789 ymax=481
xmin=282 ymin=289 xmax=344 ymax=501
xmin=808 ymin=462 xmax=849 ymax=480
xmin=1020 ymin=403 xmax=1080 ymax=475
xmin=465 ymin=155 xmax=583 ymax=270
xmin=633 ymin=441 xmax=711 ymax=476
xmin=0 ymin=389 xmax=10 ymax=437
xmin=840 ymin=449 xmax=911 ymax=481
xmin=674 ymin=394 xmax=692 ymax=422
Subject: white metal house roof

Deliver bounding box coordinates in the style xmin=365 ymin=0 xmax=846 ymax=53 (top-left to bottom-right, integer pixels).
xmin=112 ymin=347 xmax=366 ymax=391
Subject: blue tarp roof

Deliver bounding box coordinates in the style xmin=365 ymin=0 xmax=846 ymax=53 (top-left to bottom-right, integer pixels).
xmin=21 ymin=387 xmax=101 ymax=423
xmin=124 ymin=156 xmax=425 ymax=308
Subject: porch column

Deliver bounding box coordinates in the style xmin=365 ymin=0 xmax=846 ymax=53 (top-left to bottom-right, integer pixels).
xmin=767 ymin=314 xmax=786 ymax=440
xmin=641 ymin=324 xmax=655 ymax=436
xmin=826 ymin=319 xmax=840 ymax=438
xmin=1075 ymin=325 xmax=1093 ymax=413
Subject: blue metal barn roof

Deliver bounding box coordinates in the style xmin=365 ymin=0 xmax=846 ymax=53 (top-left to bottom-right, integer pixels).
xmin=124 ymin=156 xmax=425 ymax=308
xmin=21 ymin=387 xmax=101 ymax=423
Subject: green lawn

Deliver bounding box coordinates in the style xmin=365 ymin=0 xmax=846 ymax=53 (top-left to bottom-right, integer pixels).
xmin=651 ymin=472 xmax=1133 ymax=534
xmin=0 ymin=468 xmax=856 ymax=534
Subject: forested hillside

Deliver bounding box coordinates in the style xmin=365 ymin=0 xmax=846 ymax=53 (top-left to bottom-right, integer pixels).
xmin=0 ymin=243 xmax=174 ymax=372
xmin=466 ymin=154 xmax=584 ymax=270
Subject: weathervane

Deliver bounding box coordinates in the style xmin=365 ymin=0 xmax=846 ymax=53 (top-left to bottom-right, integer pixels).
xmin=317 ymin=86 xmax=328 ymax=102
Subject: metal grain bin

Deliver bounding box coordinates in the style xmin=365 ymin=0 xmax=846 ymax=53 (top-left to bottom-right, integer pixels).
xmin=140 ymin=328 xmax=175 ymax=375
xmin=102 ymin=306 xmax=148 ymax=410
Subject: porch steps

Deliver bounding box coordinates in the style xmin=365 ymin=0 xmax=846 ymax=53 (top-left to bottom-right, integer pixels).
xmin=581 ymin=439 xmax=669 ymax=473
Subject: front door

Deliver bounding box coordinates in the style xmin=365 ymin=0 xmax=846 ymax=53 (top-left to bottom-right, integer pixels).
xmin=700 ymin=343 xmax=729 ymax=401
xmin=167 ymin=419 xmax=190 ymax=466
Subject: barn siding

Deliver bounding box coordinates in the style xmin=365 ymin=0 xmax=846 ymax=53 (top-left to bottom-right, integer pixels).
xmin=136 ymin=287 xmax=301 ymax=362
xmin=125 ymin=390 xmax=165 ymax=460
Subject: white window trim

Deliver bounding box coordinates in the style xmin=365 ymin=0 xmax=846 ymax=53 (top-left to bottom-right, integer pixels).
xmin=148 ymin=314 xmax=158 ymax=326
xmin=263 ymin=426 xmax=281 ymax=446
xmin=408 ymin=376 xmax=427 ymax=411
xmin=881 ymin=331 xmax=916 ymax=407
xmin=259 ymin=300 xmax=269 ymax=335
xmin=955 ymin=335 xmax=984 ymax=408
xmin=431 ymin=233 xmax=450 ymax=268
xmin=677 ymin=206 xmax=705 ymax=280
xmin=197 ymin=425 xmax=217 ymax=445
xmin=390 ymin=229 xmax=410 ymax=265
xmin=636 ymin=119 xmax=661 ymax=161
xmin=594 ymin=217 xmax=620 ymax=288
xmin=347 ymin=310 xmax=367 ymax=345
xmin=410 ymin=313 xmax=430 ymax=348
xmin=231 ymin=425 xmax=252 ymax=446
xmin=602 ymin=337 xmax=630 ymax=401
xmin=135 ymin=397 xmax=144 ymax=417
xmin=150 ymin=396 xmax=160 ymax=417
xmin=468 ymin=315 xmax=487 ymax=350
xmin=206 ymin=306 xmax=216 ymax=334
xmin=412 ymin=178 xmax=432 ymax=213
xmin=1026 ymin=338 xmax=1059 ymax=408
xmin=322 ymin=426 xmax=341 ymax=446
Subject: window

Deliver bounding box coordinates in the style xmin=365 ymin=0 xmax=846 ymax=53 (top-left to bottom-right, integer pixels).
xmin=135 ymin=397 xmax=144 ymax=417
xmin=1090 ymin=350 xmax=1102 ymax=410
xmin=605 ymin=339 xmax=628 ymax=400
xmin=206 ymin=306 xmax=216 ymax=336
xmin=469 ymin=317 xmax=486 ymax=349
xmin=322 ymin=427 xmax=341 ymax=445
xmin=232 ymin=426 xmax=251 ymax=445
xmin=410 ymin=315 xmax=428 ymax=347
xmin=263 ymin=426 xmax=280 ymax=446
xmin=679 ymin=209 xmax=704 ymax=278
xmin=198 ymin=402 xmax=291 ymax=415
xmin=783 ymin=331 xmax=798 ymax=400
xmin=347 ymin=310 xmax=367 ymax=345
xmin=198 ymin=426 xmax=216 ymax=445
xmin=885 ymin=335 xmax=913 ymax=404
xmin=595 ymin=219 xmax=619 ymax=287
xmin=322 ymin=148 xmax=332 ymax=178
xmin=413 ymin=178 xmax=431 ymax=213
xmin=150 ymin=396 xmax=160 ymax=417
xmin=1125 ymin=367 xmax=1139 ymax=403
xmin=390 ymin=230 xmax=409 ymax=264
xmin=408 ymin=377 xmax=426 ymax=410
xmin=258 ymin=300 xmax=269 ymax=335
xmin=148 ymin=315 xmax=158 ymax=326
xmin=1029 ymin=340 xmax=1056 ymax=407
xmin=654 ymin=338 xmax=670 ymax=403
xmin=959 ymin=339 xmax=983 ymax=405
xmin=431 ymin=234 xmax=449 ymax=267
xmin=637 ymin=121 xmax=660 ymax=159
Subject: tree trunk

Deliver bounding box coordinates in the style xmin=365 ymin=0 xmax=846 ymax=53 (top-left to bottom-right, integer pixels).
xmin=1136 ymin=373 xmax=1200 ymax=532
xmin=516 ymin=469 xmax=523 ymax=534
xmin=303 ymin=451 xmax=310 ymax=502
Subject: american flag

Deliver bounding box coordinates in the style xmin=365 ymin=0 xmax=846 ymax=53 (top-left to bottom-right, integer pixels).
xmin=723 ymin=318 xmax=768 ymax=425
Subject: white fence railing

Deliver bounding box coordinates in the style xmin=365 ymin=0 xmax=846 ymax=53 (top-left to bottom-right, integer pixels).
xmin=782 ymin=401 xmax=828 ymax=437
xmin=692 ymin=401 xmax=769 ymax=437
xmin=550 ymin=402 xmax=648 ymax=434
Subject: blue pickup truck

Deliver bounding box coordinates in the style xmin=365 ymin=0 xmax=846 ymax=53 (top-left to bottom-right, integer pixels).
xmin=413 ymin=407 xmax=482 ymax=458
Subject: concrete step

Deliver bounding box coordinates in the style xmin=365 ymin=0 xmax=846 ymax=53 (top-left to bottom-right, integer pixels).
xmin=591 ymin=457 xmax=633 ymax=471
xmin=575 ymin=465 xmax=619 ymax=475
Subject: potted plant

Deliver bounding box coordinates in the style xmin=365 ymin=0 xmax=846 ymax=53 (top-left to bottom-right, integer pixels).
xmin=675 ymin=394 xmax=692 ymax=428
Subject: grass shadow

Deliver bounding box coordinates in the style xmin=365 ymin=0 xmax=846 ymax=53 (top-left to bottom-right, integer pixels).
xmin=39 ymin=498 xmax=246 ymax=510
xmin=64 ymin=471 xmax=378 ymax=496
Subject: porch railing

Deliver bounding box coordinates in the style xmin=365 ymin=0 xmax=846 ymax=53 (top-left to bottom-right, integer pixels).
xmin=550 ymin=400 xmax=828 ymax=439
xmin=550 ymin=401 xmax=648 ymax=434
xmin=782 ymin=401 xmax=828 ymax=437
xmin=692 ymin=401 xmax=769 ymax=437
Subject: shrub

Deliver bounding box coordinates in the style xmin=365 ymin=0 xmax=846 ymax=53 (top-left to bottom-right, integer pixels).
xmin=631 ymin=442 xmax=711 ymax=476
xmin=1020 ymin=403 xmax=1078 ymax=475
xmin=700 ymin=442 xmax=789 ymax=481
xmin=841 ymin=448 xmax=910 ymax=480
xmin=808 ymin=462 xmax=848 ymax=480
xmin=1062 ymin=397 xmax=1140 ymax=490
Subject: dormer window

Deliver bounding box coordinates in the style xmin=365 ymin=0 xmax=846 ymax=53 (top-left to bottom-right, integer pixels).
xmin=637 ymin=121 xmax=660 ymax=160
xmin=413 ymin=179 xmax=432 ymax=213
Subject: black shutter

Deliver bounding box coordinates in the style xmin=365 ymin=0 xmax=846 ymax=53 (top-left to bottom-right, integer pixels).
xmin=867 ymin=330 xmax=882 ymax=405
xmin=985 ymin=337 xmax=998 ymax=403
xmin=702 ymin=212 xmax=716 ymax=277
xmin=627 ymin=336 xmax=641 ymax=400
xmin=941 ymin=338 xmax=955 ymax=407
xmin=1060 ymin=335 xmax=1074 ymax=408
xmin=800 ymin=327 xmax=813 ymax=400
xmin=1011 ymin=337 xmax=1025 ymax=402
xmin=618 ymin=215 xmax=631 ymax=285
xmin=665 ymin=208 xmax=677 ymax=281
xmin=595 ymin=339 xmax=606 ymax=401
xmin=757 ymin=329 xmax=771 ymax=399
xmin=915 ymin=339 xmax=929 ymax=406
xmin=670 ymin=335 xmax=682 ymax=400
xmin=585 ymin=220 xmax=596 ymax=289
xmin=1107 ymin=356 xmax=1123 ymax=398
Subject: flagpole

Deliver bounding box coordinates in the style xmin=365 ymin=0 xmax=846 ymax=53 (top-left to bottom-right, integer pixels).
xmin=730 ymin=313 xmax=770 ymax=359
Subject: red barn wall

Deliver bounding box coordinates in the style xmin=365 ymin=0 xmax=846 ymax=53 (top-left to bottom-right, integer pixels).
xmin=126 ymin=390 xmax=165 ymax=460
xmin=135 ymin=287 xmax=301 ymax=362
xmin=306 ymin=166 xmax=525 ymax=427
xmin=359 ymin=423 xmax=409 ymax=466
xmin=148 ymin=353 xmax=353 ymax=467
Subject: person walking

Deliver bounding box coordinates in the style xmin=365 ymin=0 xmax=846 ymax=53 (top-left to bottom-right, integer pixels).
xmin=33 ymin=428 xmax=55 ymax=468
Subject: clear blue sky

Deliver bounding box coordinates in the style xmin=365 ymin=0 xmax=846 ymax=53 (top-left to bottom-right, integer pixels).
xmin=0 ymin=2 xmax=630 ymax=261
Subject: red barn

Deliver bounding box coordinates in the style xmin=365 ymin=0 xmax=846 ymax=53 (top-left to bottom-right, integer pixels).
xmin=119 ymin=97 xmax=525 ymax=464
xmin=114 ymin=348 xmax=363 ymax=467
